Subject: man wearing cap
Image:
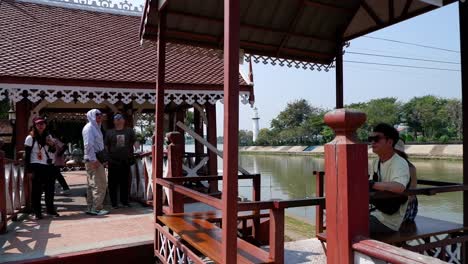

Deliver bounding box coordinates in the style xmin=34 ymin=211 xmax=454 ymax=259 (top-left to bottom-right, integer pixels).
xmin=368 ymin=123 xmax=410 ymax=234
xmin=105 ymin=113 xmax=135 ymax=208
xmin=82 ymin=109 xmax=109 ymax=215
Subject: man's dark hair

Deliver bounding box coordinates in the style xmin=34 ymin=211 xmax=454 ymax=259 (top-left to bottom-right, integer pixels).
xmin=373 ymin=123 xmax=399 ymax=147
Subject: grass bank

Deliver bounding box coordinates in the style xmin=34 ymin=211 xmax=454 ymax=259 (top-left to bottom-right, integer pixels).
xmin=284 ymin=214 xmax=316 ymax=242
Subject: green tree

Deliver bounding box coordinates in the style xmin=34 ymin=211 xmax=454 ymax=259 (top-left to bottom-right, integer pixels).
xmin=256 ymin=128 xmax=274 ymax=146
xmin=445 ymin=99 xmax=462 ymax=140
xmin=346 ymin=98 xmax=400 ymax=141
xmin=271 ymin=99 xmax=312 ymax=132
xmin=402 ymin=95 xmax=447 ymax=139
xmin=238 ymin=130 xmax=253 ymax=146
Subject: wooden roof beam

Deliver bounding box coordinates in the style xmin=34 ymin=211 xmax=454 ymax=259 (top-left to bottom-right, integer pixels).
xmin=169 ymin=10 xmax=335 ymax=43
xmin=276 ymin=0 xmax=306 ymax=57
xmin=304 ymin=0 xmax=355 ymax=13
xmin=389 ymin=0 xmax=395 ymax=22
xmin=361 ymin=0 xmax=384 ymax=26
xmin=402 ymin=0 xmax=414 ymax=16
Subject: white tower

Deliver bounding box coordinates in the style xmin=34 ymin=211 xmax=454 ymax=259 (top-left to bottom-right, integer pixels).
xmin=252 ymin=107 xmax=260 ymax=142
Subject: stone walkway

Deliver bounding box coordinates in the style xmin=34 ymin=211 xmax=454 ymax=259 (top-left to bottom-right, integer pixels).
xmin=0 ymin=171 xmax=326 ymax=263
xmin=0 ymin=171 xmax=153 ymax=263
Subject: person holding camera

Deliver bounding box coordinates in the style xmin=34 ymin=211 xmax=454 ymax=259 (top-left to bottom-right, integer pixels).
xmin=24 ymin=117 xmax=59 ymax=219
xmin=82 ymin=109 xmax=109 ymax=216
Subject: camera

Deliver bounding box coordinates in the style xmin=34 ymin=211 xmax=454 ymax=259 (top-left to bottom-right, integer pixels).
xmin=47 ymin=158 xmax=53 ymax=165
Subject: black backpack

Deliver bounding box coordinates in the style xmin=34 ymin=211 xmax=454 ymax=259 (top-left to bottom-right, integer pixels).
xmin=370 ymin=162 xmax=409 ymax=215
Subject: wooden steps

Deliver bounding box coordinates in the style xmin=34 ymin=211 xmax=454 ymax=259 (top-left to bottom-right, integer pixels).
xmin=158 ymin=214 xmax=274 ymax=264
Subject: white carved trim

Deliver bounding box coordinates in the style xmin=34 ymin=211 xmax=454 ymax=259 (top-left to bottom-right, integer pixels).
xmin=0 ymin=84 xmax=252 ymax=106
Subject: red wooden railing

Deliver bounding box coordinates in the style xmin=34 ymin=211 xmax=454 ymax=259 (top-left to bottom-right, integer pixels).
xmin=0 ymin=150 xmax=30 ymax=234
xmin=352 ymin=236 xmax=447 ymax=264
xmin=153 ymin=132 xmax=326 ymax=264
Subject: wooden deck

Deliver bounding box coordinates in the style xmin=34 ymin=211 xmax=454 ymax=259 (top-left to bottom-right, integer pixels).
xmin=0 ymin=170 xmax=327 ymax=264
xmin=0 ymin=171 xmax=154 ymax=263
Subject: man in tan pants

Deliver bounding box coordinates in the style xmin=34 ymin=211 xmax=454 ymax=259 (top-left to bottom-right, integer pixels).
xmin=82 ymin=109 xmax=109 ymax=215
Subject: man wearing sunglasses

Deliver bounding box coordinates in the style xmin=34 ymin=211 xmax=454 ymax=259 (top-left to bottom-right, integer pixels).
xmin=368 ymin=123 xmax=410 ymax=234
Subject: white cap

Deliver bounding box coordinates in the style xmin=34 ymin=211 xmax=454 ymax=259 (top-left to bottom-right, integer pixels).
xmin=394 ymin=139 xmax=405 ymax=152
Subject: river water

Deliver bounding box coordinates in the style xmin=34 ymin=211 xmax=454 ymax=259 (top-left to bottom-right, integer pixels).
xmin=161 ymin=145 xmax=462 ymax=225
xmin=235 ymin=154 xmax=463 ymax=225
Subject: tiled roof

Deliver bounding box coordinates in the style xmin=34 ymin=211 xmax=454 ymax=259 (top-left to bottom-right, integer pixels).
xmin=0 ymin=0 xmax=249 ymax=88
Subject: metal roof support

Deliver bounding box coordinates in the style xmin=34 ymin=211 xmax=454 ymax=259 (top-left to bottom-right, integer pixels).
xmin=335 ymin=43 xmax=344 ymax=109
xmin=222 ymin=0 xmax=240 ymax=262
xmin=459 ymin=1 xmax=468 ymax=263
xmin=154 ymin=10 xmax=167 ymax=218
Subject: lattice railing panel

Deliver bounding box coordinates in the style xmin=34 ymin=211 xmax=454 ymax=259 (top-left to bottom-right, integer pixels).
xmin=155 ymin=224 xmax=204 ymax=264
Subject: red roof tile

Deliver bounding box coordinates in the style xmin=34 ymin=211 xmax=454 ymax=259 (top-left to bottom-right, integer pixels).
xmin=0 ymin=0 xmax=250 ymax=88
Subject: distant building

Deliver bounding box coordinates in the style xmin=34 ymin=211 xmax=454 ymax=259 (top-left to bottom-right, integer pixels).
xmin=252 ymin=107 xmax=260 ymax=142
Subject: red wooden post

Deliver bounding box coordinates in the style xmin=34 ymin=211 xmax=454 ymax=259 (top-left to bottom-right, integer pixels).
xmin=315 ymin=171 xmax=324 ymax=234
xmin=269 ymin=206 xmax=285 ymax=264
xmin=335 ymin=43 xmax=344 ymax=109
xmin=194 ymin=108 xmax=203 ymax=165
xmin=324 ymin=109 xmax=368 ymax=264
xmin=14 ymin=101 xmax=29 ymax=155
xmin=459 ymin=1 xmax=468 ymax=263
xmin=252 ymin=175 xmax=261 ymax=239
xmin=0 ymin=151 xmax=6 ymax=234
xmin=154 ymin=11 xmax=167 ymax=219
xmin=222 ymin=0 xmax=240 ymax=262
xmin=206 ymin=103 xmax=218 ymax=192
xmin=166 ymin=132 xmax=184 ymax=213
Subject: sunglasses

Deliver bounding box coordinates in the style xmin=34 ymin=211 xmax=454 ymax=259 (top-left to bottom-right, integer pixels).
xmin=368 ymin=135 xmax=386 ymax=143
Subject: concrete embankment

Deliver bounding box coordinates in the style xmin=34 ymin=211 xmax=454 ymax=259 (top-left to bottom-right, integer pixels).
xmin=239 ymin=144 xmax=463 ymax=160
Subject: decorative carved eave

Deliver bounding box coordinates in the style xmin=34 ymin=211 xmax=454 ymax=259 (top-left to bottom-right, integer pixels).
xmin=0 ymin=84 xmax=254 ymax=106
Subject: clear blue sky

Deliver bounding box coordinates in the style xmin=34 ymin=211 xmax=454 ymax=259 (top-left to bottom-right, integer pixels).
xmin=131 ymin=0 xmax=461 ymax=134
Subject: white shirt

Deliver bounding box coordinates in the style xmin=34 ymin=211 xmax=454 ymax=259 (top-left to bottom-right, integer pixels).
xmin=370 ymin=153 xmax=410 ymax=231
xmin=25 ymin=135 xmax=56 ymax=165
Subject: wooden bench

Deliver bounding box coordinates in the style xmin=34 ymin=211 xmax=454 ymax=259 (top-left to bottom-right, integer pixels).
xmin=317 ymin=216 xmax=468 ymax=255
xmin=157 ymin=214 xmax=274 ymax=264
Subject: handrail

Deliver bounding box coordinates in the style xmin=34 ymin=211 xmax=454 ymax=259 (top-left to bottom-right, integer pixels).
xmin=134 ymin=151 xmax=152 ymax=158
xmin=314 ymin=170 xmax=468 ymax=196
xmin=237 ymin=197 xmax=325 ymax=211
xmin=156 ymin=178 xmax=222 ymax=209
xmin=161 ymin=174 xmax=261 ymax=182
xmin=352 ymin=236 xmax=446 ymax=264
xmin=176 ymin=121 xmax=251 ymax=175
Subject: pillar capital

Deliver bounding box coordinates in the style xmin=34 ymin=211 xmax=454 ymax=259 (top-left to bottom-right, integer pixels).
xmin=324 ymin=108 xmax=366 ymax=141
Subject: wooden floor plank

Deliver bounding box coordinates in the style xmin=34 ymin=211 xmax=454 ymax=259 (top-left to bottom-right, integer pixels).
xmin=158 ymin=215 xmax=273 ymax=264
